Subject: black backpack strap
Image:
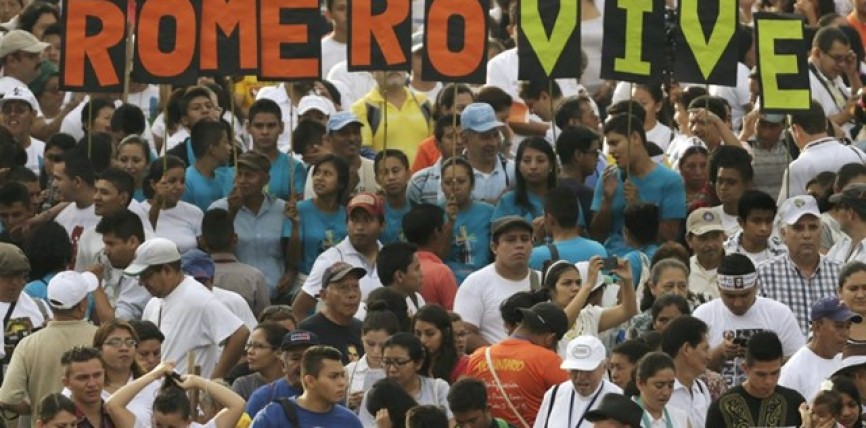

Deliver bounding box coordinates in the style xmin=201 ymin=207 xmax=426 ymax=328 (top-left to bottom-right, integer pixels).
xmin=546 ymin=244 xmax=560 ymax=262
xmin=543 ymin=383 xmax=560 ymax=428
xmin=276 ymin=397 xmax=301 ymax=428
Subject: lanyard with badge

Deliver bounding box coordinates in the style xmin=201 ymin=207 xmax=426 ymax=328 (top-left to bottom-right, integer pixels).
xmin=568 ymin=385 xmax=604 ymax=428
xmin=636 ymin=398 xmax=673 ymax=428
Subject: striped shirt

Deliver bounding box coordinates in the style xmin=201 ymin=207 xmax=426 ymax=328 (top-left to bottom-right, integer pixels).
xmin=757 ymin=255 xmax=841 ymax=335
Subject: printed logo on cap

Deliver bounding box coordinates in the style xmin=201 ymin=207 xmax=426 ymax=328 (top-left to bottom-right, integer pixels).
xmin=572 ymin=344 xmax=592 ymax=359
xmin=291 ymin=332 xmax=312 ymax=341
xmin=703 ymin=211 xmax=714 ymax=222
xmin=794 ymin=198 xmax=805 ymax=208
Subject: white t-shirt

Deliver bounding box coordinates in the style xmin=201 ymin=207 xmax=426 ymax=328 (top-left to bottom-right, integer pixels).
xmin=778 ymin=346 xmax=841 ymax=401
xmin=354 ymin=292 xmax=425 ymax=320
xmin=327 ymin=61 xmax=376 ymax=108
xmin=453 ymin=264 xmax=538 ymax=344
xmin=126 ymin=85 xmax=160 ymax=121
xmin=0 ymin=294 xmax=46 ymax=359
xmin=645 ymin=122 xmax=675 ymax=153
xmin=640 ymin=406 xmax=690 ymax=428
xmin=55 ymin=203 xmax=100 ymax=248
xmin=74 ymin=201 xmax=155 ymax=271
xmin=689 ymin=256 xmax=719 ymax=299
xmin=709 ymin=62 xmax=751 ymax=131
xmin=708 ymin=205 xmax=741 ymax=238
xmin=321 ymin=35 xmax=347 ymax=78
xmin=693 ymin=297 xmax=806 ymax=386
xmin=142 ymin=276 xmax=244 ymax=378
xmin=212 ymin=287 xmax=258 ymax=332
xmin=358 ymin=376 xmax=451 ymax=427
xmin=24 ymin=137 xmax=44 ymax=176
xmin=138 ymin=200 xmax=203 ymax=255
xmin=0 ymin=76 xmax=42 ymax=117
xmin=303 ymin=157 xmax=379 ymax=199
xmin=558 ymin=305 xmax=603 ymax=357
xmin=533 ymin=379 xmax=622 ymax=428
xmin=410 ymin=81 xmax=442 ymax=105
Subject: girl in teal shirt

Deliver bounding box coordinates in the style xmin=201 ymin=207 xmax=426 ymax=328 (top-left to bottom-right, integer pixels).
xmin=375 ymin=149 xmax=412 ymax=245
xmin=441 ymin=157 xmax=493 ymax=284
xmin=492 ymin=137 xmax=558 ymax=225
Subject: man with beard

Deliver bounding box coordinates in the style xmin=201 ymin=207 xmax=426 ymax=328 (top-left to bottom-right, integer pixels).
xmin=245 ymin=330 xmax=320 ymax=419
xmin=758 ymin=195 xmax=841 ymax=335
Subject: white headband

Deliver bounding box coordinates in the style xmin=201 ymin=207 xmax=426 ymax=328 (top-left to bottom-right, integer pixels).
xmin=717 ymin=272 xmax=758 ymax=291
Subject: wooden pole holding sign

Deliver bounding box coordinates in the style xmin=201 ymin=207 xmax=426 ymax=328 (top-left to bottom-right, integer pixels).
xmin=121 ymin=20 xmax=135 ymax=103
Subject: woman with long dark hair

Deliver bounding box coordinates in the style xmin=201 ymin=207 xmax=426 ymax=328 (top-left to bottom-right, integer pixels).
xmin=634 ymin=352 xmax=689 ymax=427
xmin=413 ymin=305 xmax=467 ymax=384
xmin=492 ymin=137 xmax=559 ymax=227
xmin=141 ymin=155 xmax=203 ymax=254
xmin=440 ymin=157 xmax=494 ymax=284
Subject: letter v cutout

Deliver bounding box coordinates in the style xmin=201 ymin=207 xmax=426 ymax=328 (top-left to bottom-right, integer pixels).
xmin=680 ymin=0 xmax=736 ymax=79
xmin=521 ymin=0 xmax=578 ymax=75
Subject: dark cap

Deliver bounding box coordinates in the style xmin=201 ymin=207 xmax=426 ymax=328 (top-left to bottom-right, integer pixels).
xmin=280 ymin=330 xmax=320 ymax=349
xmin=321 ymin=262 xmax=366 ymax=289
xmin=347 ymin=192 xmax=385 ymax=217
xmin=811 ymin=296 xmax=863 ymax=323
xmin=0 ymin=243 xmax=29 ymax=276
xmin=585 ymin=393 xmax=643 ymax=427
xmin=829 ymin=183 xmax=866 ymax=206
xmin=491 ymin=216 xmax=533 ymax=239
xmin=236 ymin=151 xmax=271 ymax=173
xmin=834 ymin=342 xmax=866 ymax=377
xmin=517 ymin=302 xmax=568 ymax=340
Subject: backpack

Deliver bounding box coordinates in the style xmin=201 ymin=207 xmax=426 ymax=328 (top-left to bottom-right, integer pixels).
xmin=277 ymin=397 xmax=301 ymax=428
xmin=365 ymin=92 xmax=432 ymax=137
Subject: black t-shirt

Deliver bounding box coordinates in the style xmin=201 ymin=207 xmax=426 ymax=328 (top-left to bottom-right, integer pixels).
xmin=706 ymin=384 xmax=805 ymax=428
xmin=298 ymin=312 xmax=363 ymax=364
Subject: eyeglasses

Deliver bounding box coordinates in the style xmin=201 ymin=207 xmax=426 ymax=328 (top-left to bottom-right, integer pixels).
xmin=245 ymin=342 xmax=275 ymax=351
xmin=825 ymin=51 xmax=855 ymax=64
xmin=104 ymin=338 xmax=137 ymax=348
xmin=382 ymin=358 xmax=413 ymax=368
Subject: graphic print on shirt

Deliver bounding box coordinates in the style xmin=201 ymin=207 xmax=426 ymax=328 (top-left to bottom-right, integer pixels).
xmin=320 ymin=229 xmax=337 ymax=253
xmin=718 ymin=390 xmax=788 ymax=428
xmin=68 ymin=225 xmax=84 ymax=269
xmin=722 ymin=328 xmax=765 ymax=386
xmin=455 ymin=226 xmax=475 ymax=265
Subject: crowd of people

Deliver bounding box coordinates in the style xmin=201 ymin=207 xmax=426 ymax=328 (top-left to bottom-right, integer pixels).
xmin=1 ymin=0 xmax=866 ymax=427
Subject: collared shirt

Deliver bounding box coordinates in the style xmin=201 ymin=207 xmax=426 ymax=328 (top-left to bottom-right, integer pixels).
xmin=778 ymin=137 xmax=866 ymax=202
xmin=351 ymin=86 xmax=433 ymax=162
xmin=472 ymin=157 xmax=516 ymax=205
xmin=301 ymin=237 xmax=381 ymax=303
xmin=826 ymin=234 xmax=866 ymax=265
xmin=209 ymin=194 xmax=291 ymax=294
xmin=74 ymin=401 xmax=114 ymax=428
xmin=757 ymin=254 xmax=841 ymax=335
xmin=723 ymin=230 xmax=788 ymax=268
xmin=667 ymin=378 xmax=711 ymax=428
xmin=809 ymin=61 xmax=852 ymax=127
xmin=407 ymin=159 xmax=443 ymax=205
xmin=689 ymin=256 xmax=720 ymax=299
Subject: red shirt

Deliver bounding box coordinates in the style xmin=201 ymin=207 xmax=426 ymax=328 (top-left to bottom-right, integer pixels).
xmin=416 ymin=250 xmax=458 ymax=310
xmin=412 ymin=136 xmax=442 ymax=173
xmin=849 ymin=13 xmax=866 ymax=53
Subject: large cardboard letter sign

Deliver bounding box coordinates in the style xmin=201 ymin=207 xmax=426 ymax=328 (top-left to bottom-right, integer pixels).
xmin=60 ymin=0 xmax=127 ymax=91
xmin=754 ymin=13 xmax=810 ymax=112
xmin=258 ymin=0 xmax=321 ymax=80
xmin=133 ymin=0 xmax=199 ymax=85
xmin=600 ymin=0 xmax=665 ymax=83
xmin=348 ymin=0 xmax=412 ymax=71
xmin=200 ymin=0 xmax=258 ymax=75
xmin=517 ymin=0 xmax=581 ymax=80
xmin=675 ymin=0 xmax=738 ymax=85
xmin=422 ymin=0 xmax=488 ymax=83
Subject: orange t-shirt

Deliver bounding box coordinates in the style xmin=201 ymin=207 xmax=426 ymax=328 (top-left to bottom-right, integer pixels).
xmin=467 ymin=338 xmax=568 ymax=427
xmin=849 ymin=13 xmax=866 ymax=54
xmin=412 ymin=136 xmax=442 ymax=173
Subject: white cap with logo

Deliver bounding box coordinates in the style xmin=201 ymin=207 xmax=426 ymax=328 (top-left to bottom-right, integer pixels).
xmin=779 ymin=195 xmax=821 ymax=225
xmin=561 ymin=335 xmax=606 ymax=371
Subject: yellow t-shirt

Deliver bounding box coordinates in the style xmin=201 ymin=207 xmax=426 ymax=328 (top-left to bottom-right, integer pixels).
xmin=351 ymin=87 xmax=433 ymax=162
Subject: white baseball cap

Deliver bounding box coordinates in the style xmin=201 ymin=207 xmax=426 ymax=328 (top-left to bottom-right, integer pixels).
xmin=47 ymin=271 xmax=99 ymax=310
xmin=0 ymin=30 xmax=49 ymax=58
xmin=0 ymin=86 xmax=39 ymax=112
xmin=298 ymin=95 xmax=335 ymax=116
xmin=561 ymin=335 xmax=606 ymax=371
xmin=124 ymin=238 xmax=181 ymax=276
xmin=779 ymin=195 xmax=821 ymax=225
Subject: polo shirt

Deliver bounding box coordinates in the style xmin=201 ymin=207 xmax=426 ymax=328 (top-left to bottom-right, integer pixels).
xmin=472 ymin=157 xmax=516 ymax=205
xmin=351 ymin=86 xmax=432 ymax=162
xmin=407 ymin=160 xmax=444 ymax=205
xmin=827 ymin=234 xmax=866 ymax=265
xmin=209 ymin=194 xmax=291 ymax=294
xmin=300 ymin=238 xmax=381 ymax=303
xmin=778 ymin=137 xmax=865 ymax=202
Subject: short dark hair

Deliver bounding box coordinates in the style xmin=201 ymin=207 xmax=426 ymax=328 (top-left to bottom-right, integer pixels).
xmin=554 ymin=96 xmax=592 ymax=130
xmin=61 ymin=346 xmax=102 ymax=375
xmin=365 ymin=378 xmax=417 ymax=427
xmin=603 ymin=113 xmax=647 ymax=146
xmin=143 ymin=155 xmax=186 ymax=199
xmin=248 ymin=98 xmax=283 ymax=123
xmin=110 ymin=103 xmax=146 ymax=136
xmin=201 ymin=209 xmax=234 ymax=251
xmin=544 ymin=186 xmax=581 ymax=229
xmin=738 ymin=190 xmax=777 ymax=220
xmin=790 ymin=101 xmax=828 ymax=135
xmin=623 ymin=203 xmax=659 ymax=245
xmin=406 ymin=405 xmax=449 ymax=428
xmin=97 ymin=168 xmax=135 ymax=207
xmin=374 ymin=149 xmax=410 ymax=172
xmin=24 ymin=221 xmax=70 ymax=279
xmin=840 ymin=261 xmax=866 ymax=290
xmin=814 ymin=25 xmax=850 ymax=52
xmin=76 ymin=132 xmax=114 ymax=175
xmin=475 ymin=86 xmax=513 ymax=112
xmin=688 ymin=96 xmax=729 ymax=122
xmin=555 ymin=125 xmax=600 ymax=167
xmin=447 ymin=378 xmax=489 ymax=413
xmin=46 ymin=133 xmax=77 ymax=152
xmin=383 ymin=332 xmax=426 ymax=362
xmin=60 ymin=151 xmax=96 ymax=187
xmin=4 ymin=165 xmax=37 ymax=184
xmin=377 ymin=242 xmax=419 ymax=286
xmin=179 ymin=86 xmax=214 ymax=118
xmin=292 ymin=119 xmax=327 ymax=156
xmin=434 ymin=114 xmax=461 ymax=143
xmin=607 ymin=100 xmax=647 ymax=124
xmin=301 ymin=345 xmax=343 ymax=378
xmin=718 ymin=253 xmax=756 ymax=276
xmin=129 ymin=320 xmax=165 ymax=343
xmin=710 ymin=144 xmax=754 ymax=185
xmin=38 ymin=393 xmax=76 ymax=424
xmin=519 ymin=79 xmax=562 ymax=101
xmin=661 ymin=316 xmax=707 ymax=358
xmin=95 ymin=209 xmax=145 ymax=243
xmin=190 ymin=120 xmax=229 ymax=158
xmin=612 ymin=339 xmax=651 ymax=365
xmin=402 ymin=204 xmax=445 ymax=247
xmin=80 ymin=98 xmax=115 ymax=133
xmin=835 ymin=163 xmax=866 ymax=192
xmin=0 ymin=181 xmax=30 ymax=209
xmin=745 ymin=331 xmax=784 ymax=366
xmin=18 ymin=1 xmax=59 ymax=34
xmin=436 ymin=83 xmax=474 ymax=113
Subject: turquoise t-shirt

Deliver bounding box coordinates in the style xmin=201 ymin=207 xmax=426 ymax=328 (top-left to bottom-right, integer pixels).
xmin=445 ymin=201 xmax=494 ymax=284
xmin=183 ymin=165 xmax=235 ymax=212
xmin=286 ymin=199 xmax=347 ymax=275
xmin=591 ymin=165 xmax=686 ymax=257
xmin=380 ymin=201 xmax=411 ymax=245
xmin=528 ymin=236 xmax=608 ymax=271
xmin=267 ymin=152 xmax=307 ymax=200
xmin=624 ymin=243 xmax=659 ymax=286
xmin=493 ymin=190 xmax=586 ymax=227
